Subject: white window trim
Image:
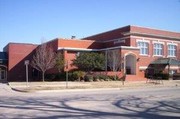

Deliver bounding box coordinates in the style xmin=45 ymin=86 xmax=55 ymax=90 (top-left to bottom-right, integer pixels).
xmin=167 ymin=55 xmax=176 ymax=58
xmin=167 ymin=43 xmax=177 ymax=57
xmin=153 ymin=55 xmax=165 ymax=57
xmin=136 ymin=39 xmax=150 ymax=43
xmin=139 ymin=54 xmax=150 ymax=57
xmin=152 ymin=41 xmax=165 ymax=45
xmin=167 ymin=43 xmax=178 ymax=46
xmin=136 ymin=39 xmax=149 ymax=55
xmin=153 ymin=43 xmax=164 ymax=56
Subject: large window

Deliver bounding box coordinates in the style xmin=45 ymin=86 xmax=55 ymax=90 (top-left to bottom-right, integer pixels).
xmin=137 ymin=42 xmax=149 ymax=55
xmin=154 ymin=43 xmax=163 ymax=56
xmin=168 ymin=44 xmax=176 ymax=57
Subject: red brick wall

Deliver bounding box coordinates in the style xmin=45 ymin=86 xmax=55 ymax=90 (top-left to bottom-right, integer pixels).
xmin=83 ymin=26 xmax=130 ymax=41
xmin=46 ymin=39 xmax=59 ymax=51
xmin=130 ymin=26 xmax=180 ymax=38
xmin=103 ymin=38 xmax=130 ymax=48
xmin=130 ymin=36 xmax=180 ymax=79
xmin=63 ymin=50 xmax=77 ymax=71
xmin=7 ymin=43 xmax=37 ymax=81
xmin=58 ymin=38 xmax=103 ymax=49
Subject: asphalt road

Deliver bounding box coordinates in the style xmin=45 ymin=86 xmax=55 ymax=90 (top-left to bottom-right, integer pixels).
xmin=0 ymin=84 xmax=180 ymax=119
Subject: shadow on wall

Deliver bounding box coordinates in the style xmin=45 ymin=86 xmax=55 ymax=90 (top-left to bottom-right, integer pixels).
xmin=8 ymin=49 xmax=41 ymax=82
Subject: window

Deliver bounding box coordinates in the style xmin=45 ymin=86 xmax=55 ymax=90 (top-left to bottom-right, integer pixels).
xmin=168 ymin=44 xmax=176 ymax=57
xmin=154 ymin=43 xmax=163 ymax=56
xmin=137 ymin=42 xmax=149 ymax=55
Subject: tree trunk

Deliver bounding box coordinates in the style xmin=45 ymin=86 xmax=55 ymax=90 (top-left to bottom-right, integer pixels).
xmin=42 ymin=71 xmax=45 ymax=82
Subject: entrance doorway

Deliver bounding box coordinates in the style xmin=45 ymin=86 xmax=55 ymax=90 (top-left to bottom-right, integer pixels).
xmin=0 ymin=65 xmax=7 ymax=81
xmin=0 ymin=70 xmax=5 ymax=80
xmin=125 ymin=54 xmax=136 ymax=74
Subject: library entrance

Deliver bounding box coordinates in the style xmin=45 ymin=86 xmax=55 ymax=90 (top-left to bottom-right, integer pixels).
xmin=125 ymin=54 xmax=136 ymax=75
xmin=0 ymin=65 xmax=7 ymax=81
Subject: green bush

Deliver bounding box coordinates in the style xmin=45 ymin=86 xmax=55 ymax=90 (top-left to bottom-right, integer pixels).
xmin=84 ymin=75 xmax=94 ymax=82
xmin=56 ymin=73 xmax=66 ymax=81
xmin=113 ymin=75 xmax=119 ymax=81
xmin=162 ymin=73 xmax=169 ymax=80
xmin=93 ymin=75 xmax=99 ymax=81
xmin=98 ymin=74 xmax=107 ymax=80
xmin=153 ymin=73 xmax=169 ymax=80
xmin=67 ymin=72 xmax=76 ymax=81
xmin=108 ymin=75 xmax=114 ymax=81
xmin=107 ymin=75 xmax=120 ymax=81
xmin=45 ymin=74 xmax=56 ymax=81
xmin=72 ymin=71 xmax=86 ymax=81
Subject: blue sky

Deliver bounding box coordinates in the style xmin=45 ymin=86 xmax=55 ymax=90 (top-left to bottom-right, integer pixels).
xmin=0 ymin=0 xmax=180 ymax=51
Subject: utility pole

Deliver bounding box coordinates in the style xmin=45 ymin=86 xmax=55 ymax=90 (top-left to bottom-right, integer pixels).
xmin=65 ymin=60 xmax=68 ymax=89
xmin=25 ymin=60 xmax=29 ymax=87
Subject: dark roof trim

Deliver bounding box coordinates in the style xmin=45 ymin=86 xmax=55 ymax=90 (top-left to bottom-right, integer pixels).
xmin=151 ymin=58 xmax=180 ymax=65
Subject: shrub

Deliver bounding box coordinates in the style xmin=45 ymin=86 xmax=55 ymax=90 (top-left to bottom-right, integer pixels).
xmin=93 ymin=75 xmax=99 ymax=81
xmin=108 ymin=75 xmax=114 ymax=81
xmin=161 ymin=73 xmax=169 ymax=80
xmin=119 ymin=74 xmax=126 ymax=81
xmin=154 ymin=73 xmax=169 ymax=80
xmin=56 ymin=72 xmax=66 ymax=81
xmin=98 ymin=74 xmax=107 ymax=80
xmin=45 ymin=74 xmax=56 ymax=81
xmin=107 ymin=75 xmax=120 ymax=81
xmin=67 ymin=72 xmax=74 ymax=81
xmin=113 ymin=75 xmax=118 ymax=81
xmin=72 ymin=71 xmax=86 ymax=81
xmin=84 ymin=75 xmax=94 ymax=82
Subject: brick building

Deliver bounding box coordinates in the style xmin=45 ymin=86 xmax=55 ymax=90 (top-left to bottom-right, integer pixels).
xmin=1 ymin=25 xmax=180 ymax=82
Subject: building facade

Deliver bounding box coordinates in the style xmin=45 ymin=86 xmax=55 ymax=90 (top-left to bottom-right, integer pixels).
xmin=1 ymin=25 xmax=180 ymax=82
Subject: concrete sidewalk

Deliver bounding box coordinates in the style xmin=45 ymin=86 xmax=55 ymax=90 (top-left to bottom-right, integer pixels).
xmin=8 ymin=80 xmax=180 ymax=92
xmin=0 ymin=83 xmax=15 ymax=93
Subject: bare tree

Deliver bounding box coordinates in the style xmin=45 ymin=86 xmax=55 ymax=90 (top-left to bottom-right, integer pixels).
xmin=107 ymin=49 xmax=122 ymax=82
xmin=107 ymin=49 xmax=121 ymax=72
xmin=31 ymin=43 xmax=56 ymax=82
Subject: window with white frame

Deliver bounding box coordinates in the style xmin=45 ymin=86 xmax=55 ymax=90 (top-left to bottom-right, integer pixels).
xmin=153 ymin=43 xmax=163 ymax=56
xmin=137 ymin=41 xmax=148 ymax=55
xmin=168 ymin=44 xmax=176 ymax=57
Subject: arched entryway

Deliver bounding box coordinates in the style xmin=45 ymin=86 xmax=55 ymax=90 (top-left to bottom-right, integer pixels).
xmin=0 ymin=65 xmax=7 ymax=82
xmin=125 ymin=54 xmax=136 ymax=74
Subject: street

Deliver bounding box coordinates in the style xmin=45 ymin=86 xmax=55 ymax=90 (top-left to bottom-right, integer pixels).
xmin=0 ymin=85 xmax=180 ymax=119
